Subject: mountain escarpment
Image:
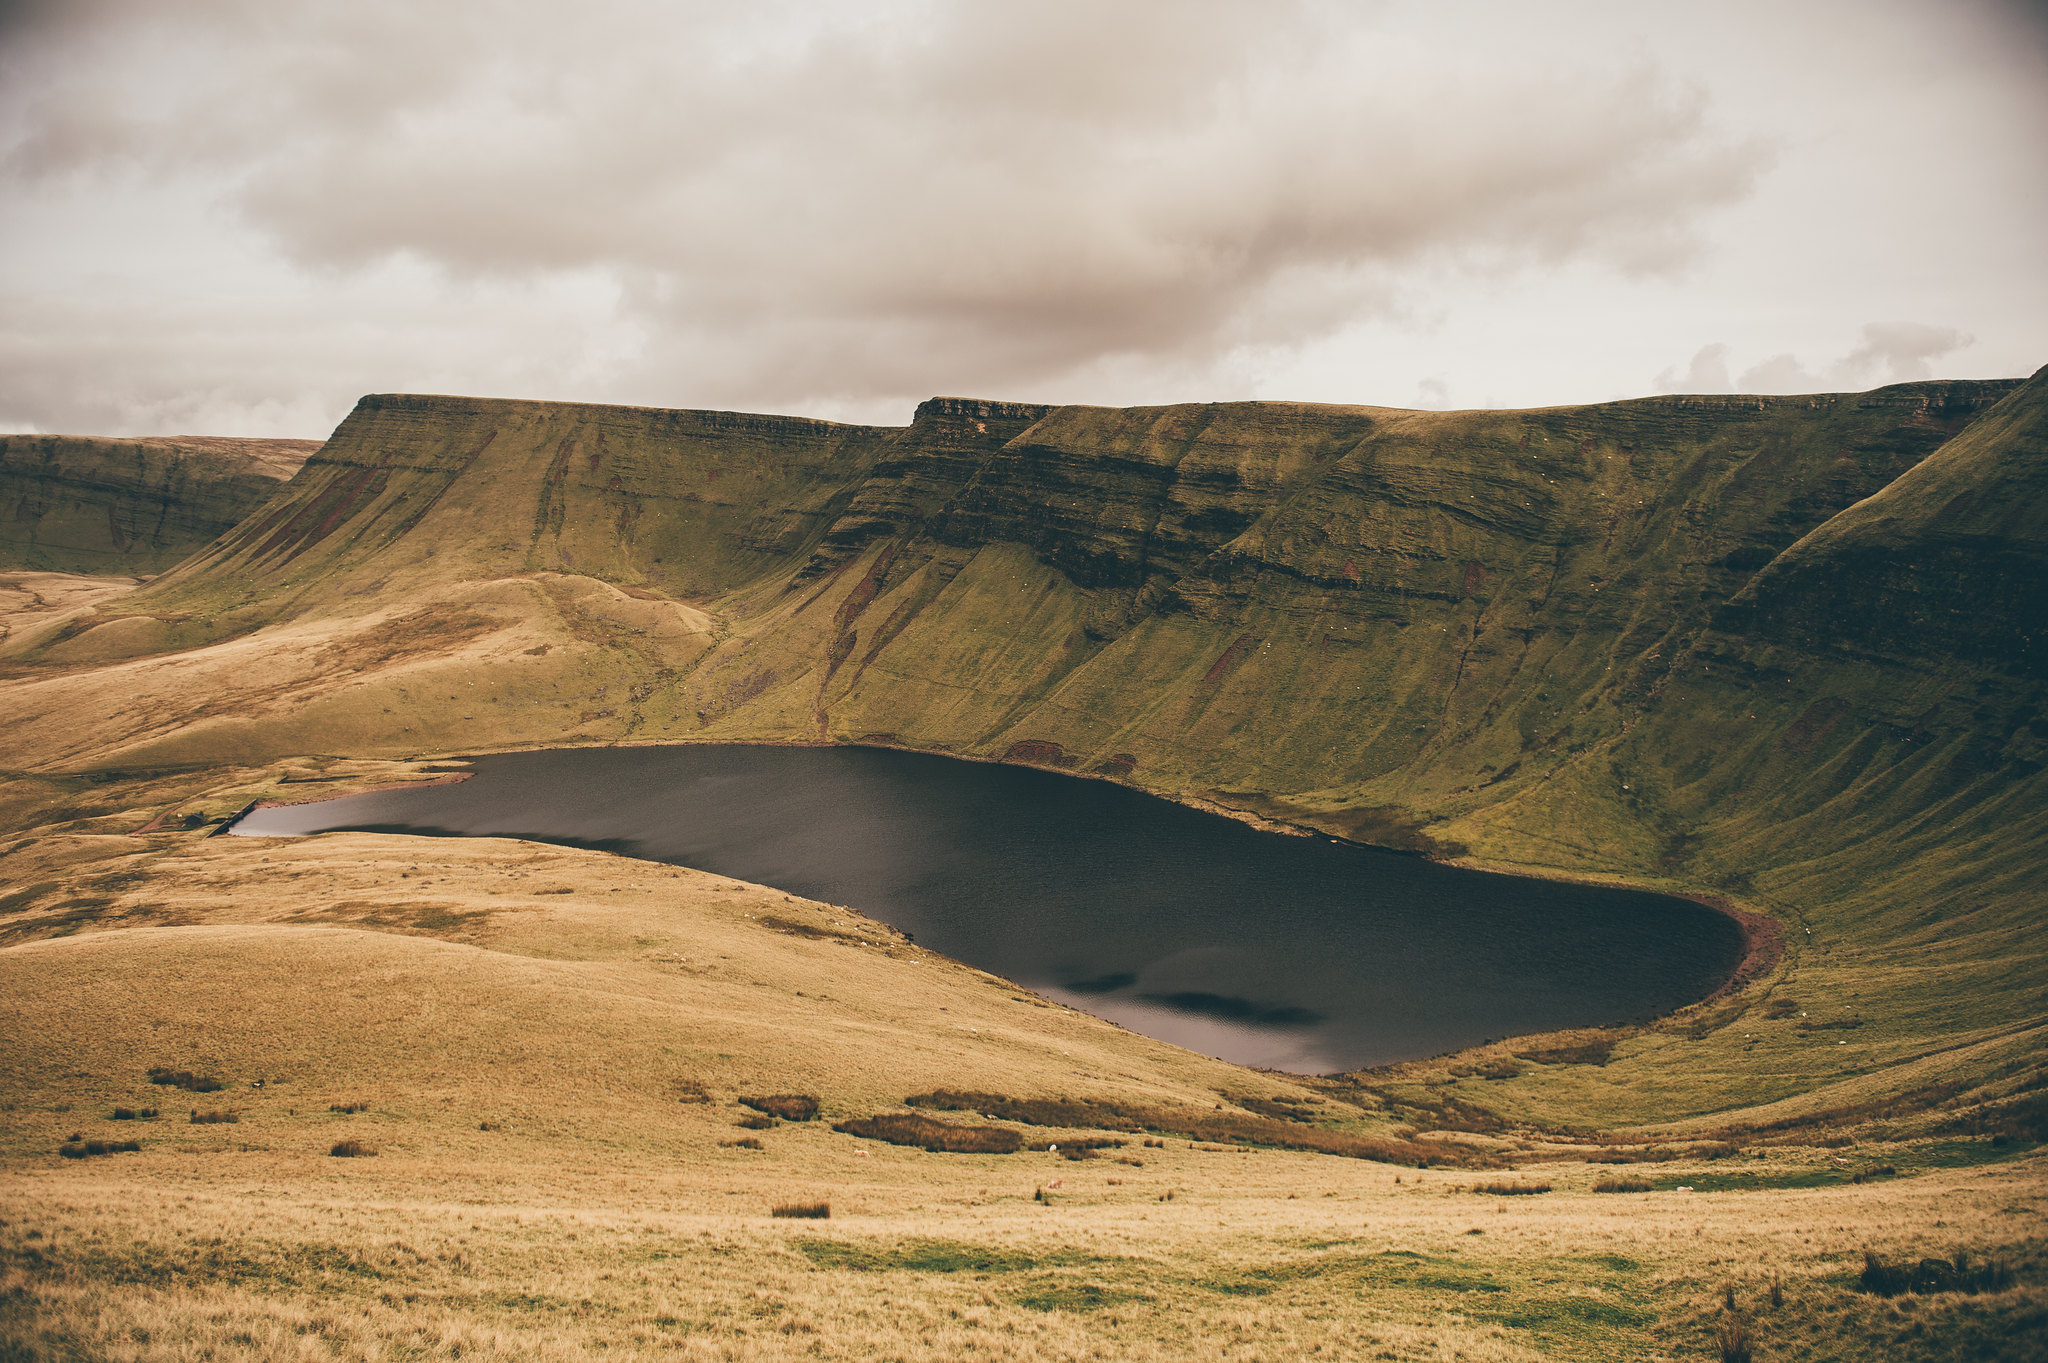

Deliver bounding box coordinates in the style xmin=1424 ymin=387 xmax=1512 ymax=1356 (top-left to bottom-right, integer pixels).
xmin=0 ymin=433 xmax=317 ymax=575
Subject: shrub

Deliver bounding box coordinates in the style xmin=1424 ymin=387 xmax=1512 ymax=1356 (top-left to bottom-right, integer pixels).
xmin=771 ymin=1202 xmax=829 ymax=1219
xmin=1716 ymin=1315 xmax=1753 ymax=1363
xmin=1472 ymin=1182 xmax=1551 ymax=1196
xmin=59 ymin=1139 xmax=140 ymax=1158
xmin=189 ymin=1110 xmax=237 ymax=1124
xmin=833 ymin=1113 xmax=1023 ymax=1154
xmin=737 ymin=1114 xmax=777 ymax=1131
xmin=1861 ymin=1250 xmax=2016 ymax=1297
xmin=741 ymin=1094 xmax=820 ymax=1122
xmin=148 ymin=1068 xmax=225 ymax=1093
xmin=330 ymin=1139 xmax=376 ymax=1157
xmin=109 ymin=1107 xmax=157 ymax=1121
xmin=1593 ymin=1177 xmax=1652 ymax=1193
xmin=329 ymin=1101 xmax=369 ymax=1115
xmin=1860 ymin=1250 xmax=1910 ymax=1297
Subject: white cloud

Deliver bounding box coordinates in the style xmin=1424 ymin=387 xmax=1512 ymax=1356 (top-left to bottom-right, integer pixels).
xmin=1655 ymin=343 xmax=1734 ymax=394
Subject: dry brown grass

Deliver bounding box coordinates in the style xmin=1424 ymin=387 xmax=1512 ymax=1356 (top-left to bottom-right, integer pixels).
xmin=741 ymin=1094 xmax=820 ymax=1122
xmin=146 ymin=1067 xmax=225 ymax=1093
xmin=832 ymin=1113 xmax=1024 ymax=1154
xmin=906 ymin=1087 xmax=1479 ymax=1166
xmin=0 ymin=828 xmax=2041 ymax=1360
xmin=56 ymin=1138 xmax=139 ymax=1158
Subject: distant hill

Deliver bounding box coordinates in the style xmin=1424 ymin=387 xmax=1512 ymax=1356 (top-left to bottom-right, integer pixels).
xmin=0 ymin=433 xmax=319 ymax=575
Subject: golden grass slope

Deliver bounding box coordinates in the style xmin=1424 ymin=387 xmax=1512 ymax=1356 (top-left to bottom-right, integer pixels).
xmin=2 ymin=828 xmax=2043 ymax=1361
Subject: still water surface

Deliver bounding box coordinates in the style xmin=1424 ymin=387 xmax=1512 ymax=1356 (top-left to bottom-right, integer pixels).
xmin=236 ymin=744 xmax=1742 ymax=1072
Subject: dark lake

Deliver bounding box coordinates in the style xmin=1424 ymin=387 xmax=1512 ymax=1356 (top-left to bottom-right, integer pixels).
xmin=235 ymin=744 xmax=1743 ymax=1072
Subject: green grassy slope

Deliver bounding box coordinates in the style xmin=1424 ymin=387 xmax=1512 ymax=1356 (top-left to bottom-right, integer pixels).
xmin=0 ymin=434 xmax=318 ymax=574
xmin=4 ymin=373 xmax=2044 ymax=1130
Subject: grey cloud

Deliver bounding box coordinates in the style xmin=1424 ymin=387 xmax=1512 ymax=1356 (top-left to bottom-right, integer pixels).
xmin=2 ymin=0 xmax=1764 ymax=419
xmin=1839 ymin=322 xmax=1973 ymax=384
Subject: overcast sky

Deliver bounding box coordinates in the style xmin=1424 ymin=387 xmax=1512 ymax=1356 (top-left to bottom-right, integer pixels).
xmin=2 ymin=0 xmax=2043 ymax=437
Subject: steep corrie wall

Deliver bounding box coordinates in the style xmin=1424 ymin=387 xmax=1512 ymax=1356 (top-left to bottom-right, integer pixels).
xmin=0 ymin=434 xmax=318 ymax=575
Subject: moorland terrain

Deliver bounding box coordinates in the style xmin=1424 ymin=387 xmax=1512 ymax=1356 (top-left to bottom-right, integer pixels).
xmin=0 ymin=373 xmax=2043 ymax=1360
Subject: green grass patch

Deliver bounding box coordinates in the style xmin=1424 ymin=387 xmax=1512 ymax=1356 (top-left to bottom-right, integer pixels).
xmin=1010 ymin=1277 xmax=1147 ymax=1313
xmin=793 ymin=1237 xmax=1096 ymax=1275
xmin=1481 ymin=1295 xmax=1655 ymax=1332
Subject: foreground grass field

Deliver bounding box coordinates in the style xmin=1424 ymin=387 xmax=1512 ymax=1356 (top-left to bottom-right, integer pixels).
xmin=1 ymin=826 xmax=2042 ymax=1360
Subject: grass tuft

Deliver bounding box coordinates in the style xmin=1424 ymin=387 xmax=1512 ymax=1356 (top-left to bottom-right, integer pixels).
xmin=189 ymin=1109 xmax=238 ymax=1124
xmin=741 ymin=1093 xmax=820 ymax=1121
xmin=1593 ymin=1177 xmax=1653 ymax=1193
xmin=59 ymin=1138 xmax=141 ymax=1158
xmin=330 ymin=1139 xmax=377 ymax=1158
xmin=109 ymin=1107 xmax=157 ymax=1121
xmin=1472 ymin=1182 xmax=1551 ymax=1196
xmin=1715 ymin=1314 xmax=1753 ymax=1363
xmin=771 ymin=1202 xmax=829 ymax=1219
xmin=329 ymin=1100 xmax=370 ymax=1114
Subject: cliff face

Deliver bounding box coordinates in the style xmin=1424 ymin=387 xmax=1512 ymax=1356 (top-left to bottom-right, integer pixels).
xmin=66 ymin=376 xmax=2029 ymax=807
xmin=146 ymin=394 xmax=899 ymax=607
xmin=0 ymin=434 xmax=318 ymax=575
xmin=668 ymin=379 xmax=2022 ymax=808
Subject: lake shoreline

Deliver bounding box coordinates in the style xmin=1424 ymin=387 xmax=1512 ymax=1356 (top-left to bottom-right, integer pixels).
xmin=235 ymin=732 xmax=1744 ymax=1064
